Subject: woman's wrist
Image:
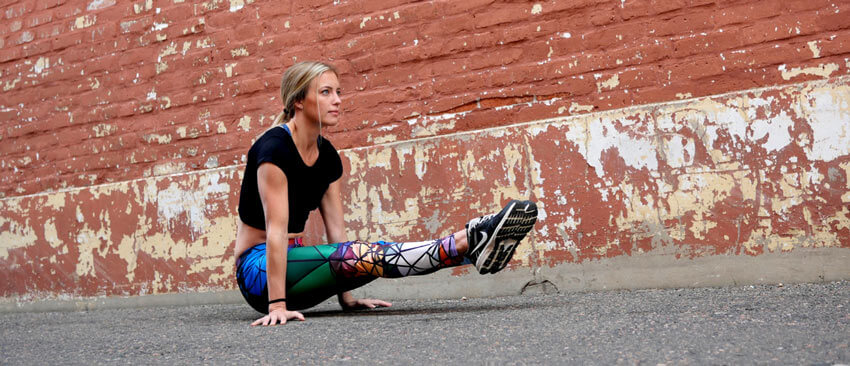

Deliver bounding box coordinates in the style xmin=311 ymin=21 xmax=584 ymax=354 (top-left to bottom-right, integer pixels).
xmin=268 ymin=298 xmax=286 ymax=305
xmin=268 ymin=299 xmax=287 ymax=312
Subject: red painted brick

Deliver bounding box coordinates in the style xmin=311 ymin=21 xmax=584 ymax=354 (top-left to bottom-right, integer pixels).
xmin=21 ymin=38 xmax=51 ymax=57
xmin=473 ymin=4 xmax=533 ymax=29
xmin=34 ymin=0 xmax=65 ymax=11
xmin=1 ymin=0 xmax=848 ymax=201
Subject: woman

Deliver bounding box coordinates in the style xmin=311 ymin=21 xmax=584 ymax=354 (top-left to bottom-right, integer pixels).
xmin=235 ymin=61 xmax=538 ymax=326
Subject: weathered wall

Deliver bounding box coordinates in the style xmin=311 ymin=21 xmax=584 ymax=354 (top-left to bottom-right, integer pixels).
xmin=1 ymin=0 xmax=849 ymax=306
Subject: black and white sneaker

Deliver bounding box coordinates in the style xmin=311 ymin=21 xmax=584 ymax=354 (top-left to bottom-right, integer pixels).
xmin=466 ymin=200 xmax=538 ymax=274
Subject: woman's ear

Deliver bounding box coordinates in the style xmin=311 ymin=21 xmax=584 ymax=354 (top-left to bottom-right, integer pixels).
xmin=294 ymin=100 xmax=303 ymax=110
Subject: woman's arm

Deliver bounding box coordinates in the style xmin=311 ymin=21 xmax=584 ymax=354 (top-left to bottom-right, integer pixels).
xmin=251 ymin=163 xmax=305 ymax=326
xmin=319 ymin=180 xmax=392 ymax=310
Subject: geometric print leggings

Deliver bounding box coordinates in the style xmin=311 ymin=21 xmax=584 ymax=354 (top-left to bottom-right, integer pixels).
xmin=235 ymin=235 xmax=465 ymax=313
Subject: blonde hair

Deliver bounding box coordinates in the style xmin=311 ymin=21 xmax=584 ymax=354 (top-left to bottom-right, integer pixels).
xmin=273 ymin=61 xmax=338 ymax=125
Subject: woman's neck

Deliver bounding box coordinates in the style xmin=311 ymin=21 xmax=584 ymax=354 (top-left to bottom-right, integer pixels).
xmin=287 ymin=116 xmax=320 ymax=152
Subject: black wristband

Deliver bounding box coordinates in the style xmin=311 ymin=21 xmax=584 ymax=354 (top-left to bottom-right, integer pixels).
xmin=268 ymin=298 xmax=286 ymax=305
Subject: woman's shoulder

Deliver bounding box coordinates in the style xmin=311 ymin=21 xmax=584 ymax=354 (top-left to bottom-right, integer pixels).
xmin=319 ymin=136 xmax=341 ymax=160
xmin=252 ymin=127 xmax=292 ymax=153
xmin=319 ymin=135 xmax=338 ymax=152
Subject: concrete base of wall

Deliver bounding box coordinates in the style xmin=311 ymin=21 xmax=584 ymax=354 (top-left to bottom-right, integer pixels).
xmin=4 ymin=247 xmax=847 ymax=313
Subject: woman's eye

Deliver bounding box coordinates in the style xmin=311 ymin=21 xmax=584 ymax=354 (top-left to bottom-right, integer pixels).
xmin=321 ymin=90 xmax=330 ymax=95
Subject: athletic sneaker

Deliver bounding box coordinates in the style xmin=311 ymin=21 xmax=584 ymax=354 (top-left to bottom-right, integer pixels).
xmin=466 ymin=199 xmax=538 ymax=274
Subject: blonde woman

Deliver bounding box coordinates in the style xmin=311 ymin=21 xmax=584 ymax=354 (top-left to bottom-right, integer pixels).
xmin=234 ymin=61 xmax=538 ymax=326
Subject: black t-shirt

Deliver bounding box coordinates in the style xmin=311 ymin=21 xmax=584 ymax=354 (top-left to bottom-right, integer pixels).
xmin=238 ymin=125 xmax=343 ymax=233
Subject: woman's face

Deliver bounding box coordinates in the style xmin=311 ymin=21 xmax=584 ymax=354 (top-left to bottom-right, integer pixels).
xmin=299 ymin=71 xmax=341 ymax=127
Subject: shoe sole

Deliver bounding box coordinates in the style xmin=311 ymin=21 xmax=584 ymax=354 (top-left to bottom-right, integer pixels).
xmin=476 ymin=200 xmax=538 ymax=274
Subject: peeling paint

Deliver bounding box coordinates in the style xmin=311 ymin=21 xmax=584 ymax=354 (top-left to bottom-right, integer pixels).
xmin=807 ymin=41 xmax=821 ymax=59
xmin=779 ymin=63 xmax=838 ymax=80
xmin=87 ymin=0 xmax=116 ymax=11
xmin=33 ymin=57 xmax=49 ymax=74
xmin=231 ymin=47 xmax=249 ymax=57
xmin=596 ymin=74 xmax=620 ymax=93
xmin=143 ymin=133 xmax=172 ymax=145
xmin=134 ymin=0 xmax=153 ymax=14
xmin=799 ymin=84 xmax=850 ymax=162
xmin=229 ymin=0 xmax=244 ymax=12
xmin=237 ymin=115 xmax=251 ymax=131
xmin=93 ymin=123 xmax=117 ymax=137
xmin=2 ymin=75 xmax=849 ymax=302
xmin=73 ymin=15 xmax=97 ymax=30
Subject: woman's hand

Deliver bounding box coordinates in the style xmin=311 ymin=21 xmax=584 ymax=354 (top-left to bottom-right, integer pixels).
xmin=251 ymin=307 xmax=305 ymax=326
xmin=340 ymin=297 xmax=393 ymax=311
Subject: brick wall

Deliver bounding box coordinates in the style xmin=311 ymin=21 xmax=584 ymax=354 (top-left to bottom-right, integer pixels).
xmin=2 ymin=0 xmax=848 ymax=197
xmin=1 ymin=0 xmax=849 ymax=303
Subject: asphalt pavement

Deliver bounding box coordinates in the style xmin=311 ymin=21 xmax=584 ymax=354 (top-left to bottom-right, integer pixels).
xmin=2 ymin=281 xmax=848 ymax=365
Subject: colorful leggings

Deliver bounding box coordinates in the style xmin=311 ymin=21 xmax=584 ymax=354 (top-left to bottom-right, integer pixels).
xmin=235 ymin=235 xmax=466 ymax=313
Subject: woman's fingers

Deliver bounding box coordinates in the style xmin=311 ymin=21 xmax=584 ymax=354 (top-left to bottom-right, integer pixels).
xmin=250 ymin=310 xmax=304 ymax=326
xmin=251 ymin=315 xmax=268 ymax=326
xmin=372 ymin=299 xmax=392 ymax=308
xmin=363 ymin=299 xmax=391 ymax=308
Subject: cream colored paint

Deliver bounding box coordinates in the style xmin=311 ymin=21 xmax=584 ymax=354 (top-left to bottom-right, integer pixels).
xmin=133 ymin=0 xmax=153 ymax=13
xmin=143 ymin=133 xmax=172 ymax=144
xmin=488 ymin=142 xmax=526 ymax=208
xmin=237 ymin=115 xmax=251 ymax=131
xmin=0 ymin=214 xmax=37 ymax=260
xmin=831 ymin=207 xmax=850 ymax=231
xmin=663 ymin=135 xmax=696 ymax=168
xmin=341 ymin=151 xmax=371 ymax=236
xmin=73 ymin=15 xmax=96 ymax=30
xmin=116 ymin=233 xmax=138 ymax=282
xmin=779 ymin=63 xmax=838 ymax=80
xmin=662 ymin=172 xmax=738 ymax=240
xmin=367 ymin=146 xmax=393 ymax=170
xmin=44 ymin=192 xmax=66 ymax=210
xmin=43 ymin=219 xmax=62 ymax=249
xmin=152 ymin=161 xmax=187 ymax=176
xmin=3 ymin=77 xmax=21 ymax=91
xmin=568 ymin=102 xmax=594 ymax=114
xmin=156 ymin=62 xmax=168 ymax=74
xmin=841 ymin=161 xmax=850 ymax=189
xmin=33 ymin=57 xmax=49 ymax=74
xmin=410 ymin=119 xmax=456 ymax=138
xmin=573 ymin=110 xmax=657 ymax=178
xmin=370 ymin=134 xmax=397 ymax=144
xmin=394 ymin=145 xmax=413 ymax=171
xmin=93 ymin=123 xmax=117 ymax=137
xmin=230 ymin=47 xmax=249 ymax=57
xmin=595 ymin=74 xmax=620 ymax=93
xmin=186 ymin=216 xmax=237 ymax=284
xmin=229 ymin=0 xmax=244 ymax=12
xmin=526 ymin=143 xmax=546 ymax=199
xmin=413 ymin=146 xmax=430 ymax=180
xmin=74 ymin=216 xmax=111 ymax=277
xmin=158 ymin=42 xmax=178 ymax=60
xmin=798 ymin=84 xmax=850 ymax=162
xmin=459 ymin=150 xmax=486 ymax=182
xmin=807 ymin=41 xmax=821 ymax=58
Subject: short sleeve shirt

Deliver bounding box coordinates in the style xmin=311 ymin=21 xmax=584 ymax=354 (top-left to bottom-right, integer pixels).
xmin=237 ymin=125 xmax=343 ymax=233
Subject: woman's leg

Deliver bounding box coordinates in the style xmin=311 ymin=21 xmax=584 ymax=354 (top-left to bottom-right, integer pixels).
xmin=236 ymin=199 xmax=537 ymax=313
xmin=236 ymin=233 xmax=466 ymax=312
